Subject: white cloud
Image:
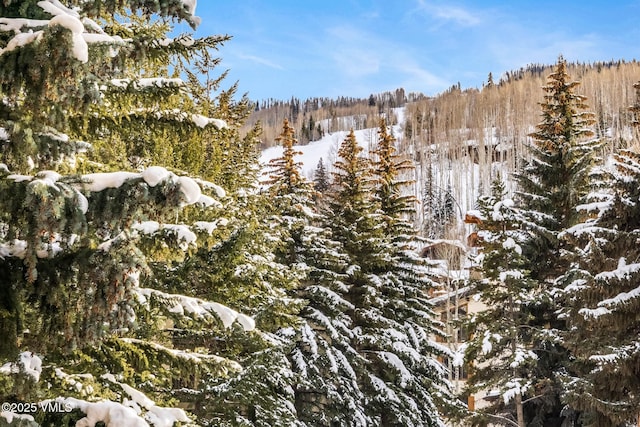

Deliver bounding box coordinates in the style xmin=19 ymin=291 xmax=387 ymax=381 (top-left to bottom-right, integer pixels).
xmin=318 ymin=24 xmax=451 ymax=97
xmin=325 ymin=26 xmax=381 ymax=77
xmin=487 ymin=26 xmax=604 ymax=73
xmin=236 ymin=52 xmax=285 ymax=70
xmin=414 ymin=0 xmax=482 ymax=27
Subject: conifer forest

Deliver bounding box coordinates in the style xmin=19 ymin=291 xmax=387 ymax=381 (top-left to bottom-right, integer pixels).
xmin=2 ymin=2 xmax=640 ymax=427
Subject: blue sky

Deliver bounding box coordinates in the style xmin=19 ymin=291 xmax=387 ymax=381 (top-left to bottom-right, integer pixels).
xmin=188 ymin=1 xmax=640 ymax=101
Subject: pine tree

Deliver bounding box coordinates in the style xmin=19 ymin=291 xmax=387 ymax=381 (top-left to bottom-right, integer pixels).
xmin=325 ymin=127 xmax=455 ymax=426
xmin=370 ymin=119 xmax=460 ymax=424
xmin=265 ymin=120 xmax=367 ymax=426
xmin=312 ymin=158 xmax=330 ymax=195
xmin=463 ymin=178 xmax=539 ymax=427
xmin=559 ymin=85 xmax=640 ymax=426
xmin=141 ymin=188 xmax=306 ymax=426
xmin=512 ymin=55 xmax=598 ymax=425
xmin=0 ymin=2 xmax=273 ymax=426
xmin=516 ymin=56 xmax=597 ymax=279
xmin=263 ymin=118 xmax=303 ymax=196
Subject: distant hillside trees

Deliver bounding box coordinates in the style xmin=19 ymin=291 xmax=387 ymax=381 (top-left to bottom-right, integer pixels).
xmin=246 ymin=88 xmax=422 ymax=147
xmin=404 ymin=60 xmax=640 ymax=231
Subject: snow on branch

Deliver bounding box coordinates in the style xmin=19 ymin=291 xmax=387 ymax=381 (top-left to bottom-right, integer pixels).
xmin=121 ymin=338 xmax=242 ymax=371
xmin=378 ymin=351 xmax=413 ymax=388
xmin=0 ymin=1 xmax=128 ymax=62
xmin=81 ymin=166 xmax=223 ymax=207
xmin=502 ymin=378 xmax=532 ymax=405
xmin=133 ymin=221 xmax=197 ymax=251
xmin=49 ymin=395 xmax=191 ymax=427
xmin=0 ymin=351 xmax=42 ymax=382
xmin=594 ymin=257 xmax=640 ymax=283
xmin=579 ymin=259 xmax=640 ymax=319
xmin=114 ymin=108 xmax=228 ymax=130
xmin=136 ymin=287 xmax=256 ymax=331
xmin=108 ymin=78 xmax=186 ymax=90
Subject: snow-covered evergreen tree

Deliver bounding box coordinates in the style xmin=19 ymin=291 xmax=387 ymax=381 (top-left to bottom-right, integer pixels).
xmin=263 ymin=119 xmax=366 ymax=426
xmin=312 ymin=158 xmax=330 ymax=195
xmin=324 ymin=126 xmax=455 ymax=426
xmin=512 ymin=55 xmax=598 ymax=425
xmin=463 ymin=178 xmax=539 ymax=427
xmin=370 ymin=119 xmax=460 ymax=424
xmin=560 ymin=118 xmax=640 ymax=424
xmin=0 ymin=2 xmax=277 ymax=426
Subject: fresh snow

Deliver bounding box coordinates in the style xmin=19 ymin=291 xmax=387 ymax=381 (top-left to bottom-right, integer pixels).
xmin=193 ymin=178 xmax=227 ymax=198
xmin=0 ymin=30 xmax=43 ymax=55
xmin=182 ymin=0 xmax=197 ymax=15
xmin=38 ymin=4 xmax=88 ymax=62
xmin=191 ymin=113 xmax=227 ymax=129
xmin=481 ymin=332 xmax=502 ymax=355
xmin=145 ymin=406 xmax=191 ymax=427
xmin=379 ymin=351 xmax=412 ymax=388
xmin=110 ymin=78 xmax=185 ymax=89
xmin=502 ymin=237 xmax=522 ymax=254
xmin=79 ymin=167 xmax=223 ymax=208
xmin=0 ymin=412 xmax=35 ymax=424
xmin=121 ymin=338 xmax=242 ymax=370
xmin=595 ymin=258 xmax=640 ymax=282
xmin=509 ymin=348 xmax=538 ymax=368
xmin=136 ymin=287 xmax=256 ymax=331
xmin=82 ymin=171 xmax=141 ymax=192
xmin=177 ymin=176 xmax=201 ymax=204
xmin=61 ymin=397 xmax=148 ymax=427
xmin=502 ymin=378 xmax=531 ymax=405
xmin=0 ymin=351 xmax=42 ymax=381
xmin=369 ymin=374 xmax=400 ymax=403
xmin=141 ymin=166 xmax=171 ymax=187
xmin=260 ymin=125 xmax=394 ymax=178
xmin=133 ymin=221 xmax=197 ymax=250
xmin=0 ymin=18 xmax=49 ymax=33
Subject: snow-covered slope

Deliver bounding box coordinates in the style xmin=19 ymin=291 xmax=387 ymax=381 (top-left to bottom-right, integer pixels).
xmin=260 ymin=108 xmax=406 ymax=179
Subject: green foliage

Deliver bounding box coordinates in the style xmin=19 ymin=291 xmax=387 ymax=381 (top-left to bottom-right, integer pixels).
xmin=560 ymin=149 xmax=640 ymax=426
xmin=263 ymin=120 xmax=361 ymax=425
xmin=462 ymin=177 xmax=541 ymax=427
xmin=507 ymin=56 xmax=599 ymax=426
xmin=312 ymin=158 xmax=330 ymax=194
xmin=0 ymin=2 xmax=283 ymax=426
xmin=516 ymin=56 xmax=599 ymax=279
xmin=320 ymin=125 xmax=457 ymax=426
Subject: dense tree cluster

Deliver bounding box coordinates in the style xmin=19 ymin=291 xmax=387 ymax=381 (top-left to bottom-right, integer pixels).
xmin=0 ymin=3 xmax=458 ymax=426
xmin=461 ymin=57 xmax=640 ymax=427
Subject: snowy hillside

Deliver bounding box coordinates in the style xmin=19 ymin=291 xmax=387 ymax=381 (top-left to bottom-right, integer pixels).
xmin=260 ymin=108 xmax=406 ymax=179
xmin=260 ymin=106 xmax=494 ymax=238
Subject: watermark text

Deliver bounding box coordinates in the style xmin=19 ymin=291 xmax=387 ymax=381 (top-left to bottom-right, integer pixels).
xmin=1 ymin=401 xmax=73 ymax=414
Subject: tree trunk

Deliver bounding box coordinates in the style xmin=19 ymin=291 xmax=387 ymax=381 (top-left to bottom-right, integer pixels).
xmin=515 ymin=391 xmax=525 ymax=427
